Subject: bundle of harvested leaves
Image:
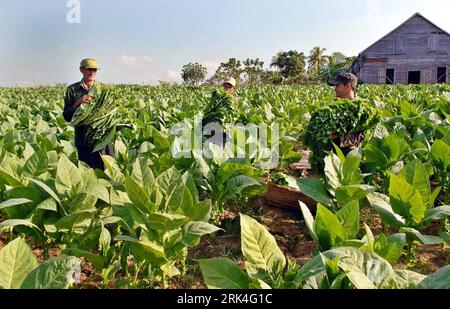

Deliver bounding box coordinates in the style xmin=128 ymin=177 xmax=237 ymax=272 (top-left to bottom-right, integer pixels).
xmin=71 ymin=87 xmax=120 ymax=152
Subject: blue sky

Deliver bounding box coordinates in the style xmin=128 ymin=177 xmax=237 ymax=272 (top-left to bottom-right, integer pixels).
xmin=1 ymin=0 xmax=449 ymax=86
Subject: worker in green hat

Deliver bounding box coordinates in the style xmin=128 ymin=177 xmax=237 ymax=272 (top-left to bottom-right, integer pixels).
xmin=328 ymin=72 xmax=357 ymax=101
xmin=63 ymin=58 xmax=113 ymax=170
xmin=328 ymin=72 xmax=365 ymax=154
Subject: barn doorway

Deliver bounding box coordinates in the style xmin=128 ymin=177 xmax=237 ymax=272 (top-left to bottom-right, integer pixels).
xmin=437 ymin=67 xmax=447 ymax=84
xmin=408 ymin=71 xmax=421 ymax=84
xmin=386 ymin=69 xmax=395 ymax=84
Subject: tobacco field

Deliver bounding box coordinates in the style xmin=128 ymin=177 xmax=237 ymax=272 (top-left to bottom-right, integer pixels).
xmin=0 ymin=84 xmax=449 ymax=289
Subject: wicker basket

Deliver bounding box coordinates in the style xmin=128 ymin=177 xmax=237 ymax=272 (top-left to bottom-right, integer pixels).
xmin=264 ymin=182 xmax=317 ymax=212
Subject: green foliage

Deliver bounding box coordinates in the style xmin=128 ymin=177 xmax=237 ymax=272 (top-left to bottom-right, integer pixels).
xmin=202 ymin=89 xmax=237 ymax=126
xmin=0 ymin=237 xmax=80 ymax=289
xmin=181 ymin=63 xmax=208 ymax=85
xmin=270 ymin=50 xmax=306 ymax=79
xmin=200 ymin=213 xmax=443 ymax=289
xmin=0 ymin=83 xmax=449 ymax=289
xmin=300 ymin=202 xmax=360 ymax=251
xmin=71 ymin=86 xmax=121 ymax=151
xmin=304 ymin=99 xmax=379 ymax=172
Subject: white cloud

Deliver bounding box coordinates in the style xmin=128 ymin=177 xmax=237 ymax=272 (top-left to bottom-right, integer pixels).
xmin=119 ymin=55 xmax=152 ymax=69
xmin=60 ymin=45 xmax=71 ymax=53
xmin=202 ymin=60 xmax=220 ymax=74
xmin=202 ymin=60 xmax=220 ymax=76
xmin=367 ymin=0 xmax=382 ymax=23
xmin=166 ymin=70 xmax=180 ymax=81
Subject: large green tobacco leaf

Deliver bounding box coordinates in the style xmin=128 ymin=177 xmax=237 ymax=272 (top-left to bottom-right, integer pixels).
xmin=147 ymin=213 xmax=189 ymax=232
xmin=156 ymin=166 xmax=183 ymax=207
xmin=335 ymin=185 xmax=375 ymax=207
xmin=341 ymin=154 xmax=363 ymax=185
xmin=166 ymin=179 xmax=192 ymax=213
xmin=216 ymin=162 xmax=262 ymax=188
xmin=20 ymin=256 xmax=81 ymax=289
xmin=400 ymin=228 xmax=445 ymax=245
xmin=130 ymin=158 xmax=155 ymax=189
xmin=389 ymin=174 xmax=427 ymax=225
xmin=115 ymin=235 xmax=167 ymax=264
xmin=124 ymin=175 xmax=154 ymax=213
xmin=220 ymin=175 xmax=263 ymax=202
xmin=431 ymin=139 xmax=450 ymax=168
xmin=181 ymin=221 xmax=221 ymax=246
xmin=374 ymin=233 xmax=406 ymax=263
xmin=55 ymin=210 xmax=96 ymax=234
xmin=200 ymin=258 xmax=251 ymax=289
xmin=240 ymin=214 xmax=286 ymax=282
xmin=80 ymin=170 xmax=110 ymax=203
xmin=30 ymin=179 xmax=61 ymax=206
xmin=394 ymin=270 xmax=426 ymax=289
xmin=55 ymin=154 xmax=82 ymax=197
xmin=299 ymin=202 xmax=318 ymax=244
xmin=400 ymin=160 xmax=431 ymax=208
xmin=366 ymin=193 xmax=405 ymax=228
xmin=418 ymin=266 xmax=450 ymax=289
xmin=101 ymin=155 xmax=125 ymax=183
xmin=324 ymin=154 xmax=341 ymax=195
xmin=0 ymin=219 xmax=42 ymax=232
xmin=421 ymin=206 xmax=450 ymax=226
xmin=36 ymin=198 xmax=58 ymax=212
xmin=0 ymin=198 xmax=33 ymax=211
xmin=314 ymin=204 xmax=347 ymax=251
xmin=364 ymin=144 xmax=389 ymax=166
xmin=68 ymin=193 xmax=98 ymax=212
xmin=0 ymin=155 xmax=23 ymax=187
xmin=182 ymin=199 xmax=211 ymax=222
xmin=0 ymin=238 xmax=38 ymax=289
xmin=322 ymin=247 xmax=397 ymax=289
xmin=21 ymin=150 xmax=48 ymax=178
xmin=0 ymin=168 xmax=23 ymax=187
xmin=294 ymin=178 xmax=333 ymax=207
xmin=336 ymin=201 xmax=360 ymax=239
xmin=63 ymin=248 xmax=105 ymax=270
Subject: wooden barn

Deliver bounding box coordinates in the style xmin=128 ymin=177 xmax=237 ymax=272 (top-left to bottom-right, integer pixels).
xmin=350 ymin=13 xmax=450 ymax=85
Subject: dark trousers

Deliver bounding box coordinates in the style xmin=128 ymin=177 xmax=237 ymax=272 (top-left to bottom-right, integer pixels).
xmin=76 ymin=144 xmax=114 ymax=170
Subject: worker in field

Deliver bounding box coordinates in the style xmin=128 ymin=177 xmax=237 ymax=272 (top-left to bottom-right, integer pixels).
xmin=63 ymin=58 xmax=113 ymax=170
xmin=222 ymin=77 xmax=236 ymax=95
xmin=328 ymin=72 xmax=365 ymax=154
xmin=202 ymin=77 xmax=238 ymax=145
xmin=328 ymin=72 xmax=357 ymax=101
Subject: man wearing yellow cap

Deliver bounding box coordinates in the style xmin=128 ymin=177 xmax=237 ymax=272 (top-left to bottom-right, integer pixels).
xmin=63 ymin=58 xmax=113 ymax=169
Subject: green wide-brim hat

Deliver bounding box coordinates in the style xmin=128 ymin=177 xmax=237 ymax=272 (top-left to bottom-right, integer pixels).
xmin=80 ymin=58 xmax=100 ymax=69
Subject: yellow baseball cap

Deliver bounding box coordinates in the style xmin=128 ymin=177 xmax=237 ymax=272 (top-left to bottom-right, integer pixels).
xmin=223 ymin=77 xmax=237 ymax=87
xmin=80 ymin=58 xmax=100 ymax=69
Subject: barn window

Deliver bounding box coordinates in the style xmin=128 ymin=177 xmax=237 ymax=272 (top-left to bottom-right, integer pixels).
xmin=386 ymin=69 xmax=395 ymax=84
xmin=408 ymin=71 xmax=421 ymax=84
xmin=437 ymin=67 xmax=447 ymax=84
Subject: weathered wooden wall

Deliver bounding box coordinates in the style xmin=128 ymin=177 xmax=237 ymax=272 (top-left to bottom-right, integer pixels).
xmin=353 ymin=14 xmax=450 ymax=85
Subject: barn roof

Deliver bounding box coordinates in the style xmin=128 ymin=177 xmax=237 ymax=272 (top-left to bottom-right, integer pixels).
xmin=359 ymin=12 xmax=450 ymax=55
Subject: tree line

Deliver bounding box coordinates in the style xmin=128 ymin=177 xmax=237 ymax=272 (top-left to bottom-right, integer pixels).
xmin=180 ymin=47 xmax=356 ymax=86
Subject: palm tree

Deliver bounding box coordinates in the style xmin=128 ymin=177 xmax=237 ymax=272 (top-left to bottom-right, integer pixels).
xmin=319 ymin=57 xmax=346 ymax=82
xmin=270 ymin=51 xmax=285 ymax=71
xmin=308 ymin=47 xmax=328 ymax=75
